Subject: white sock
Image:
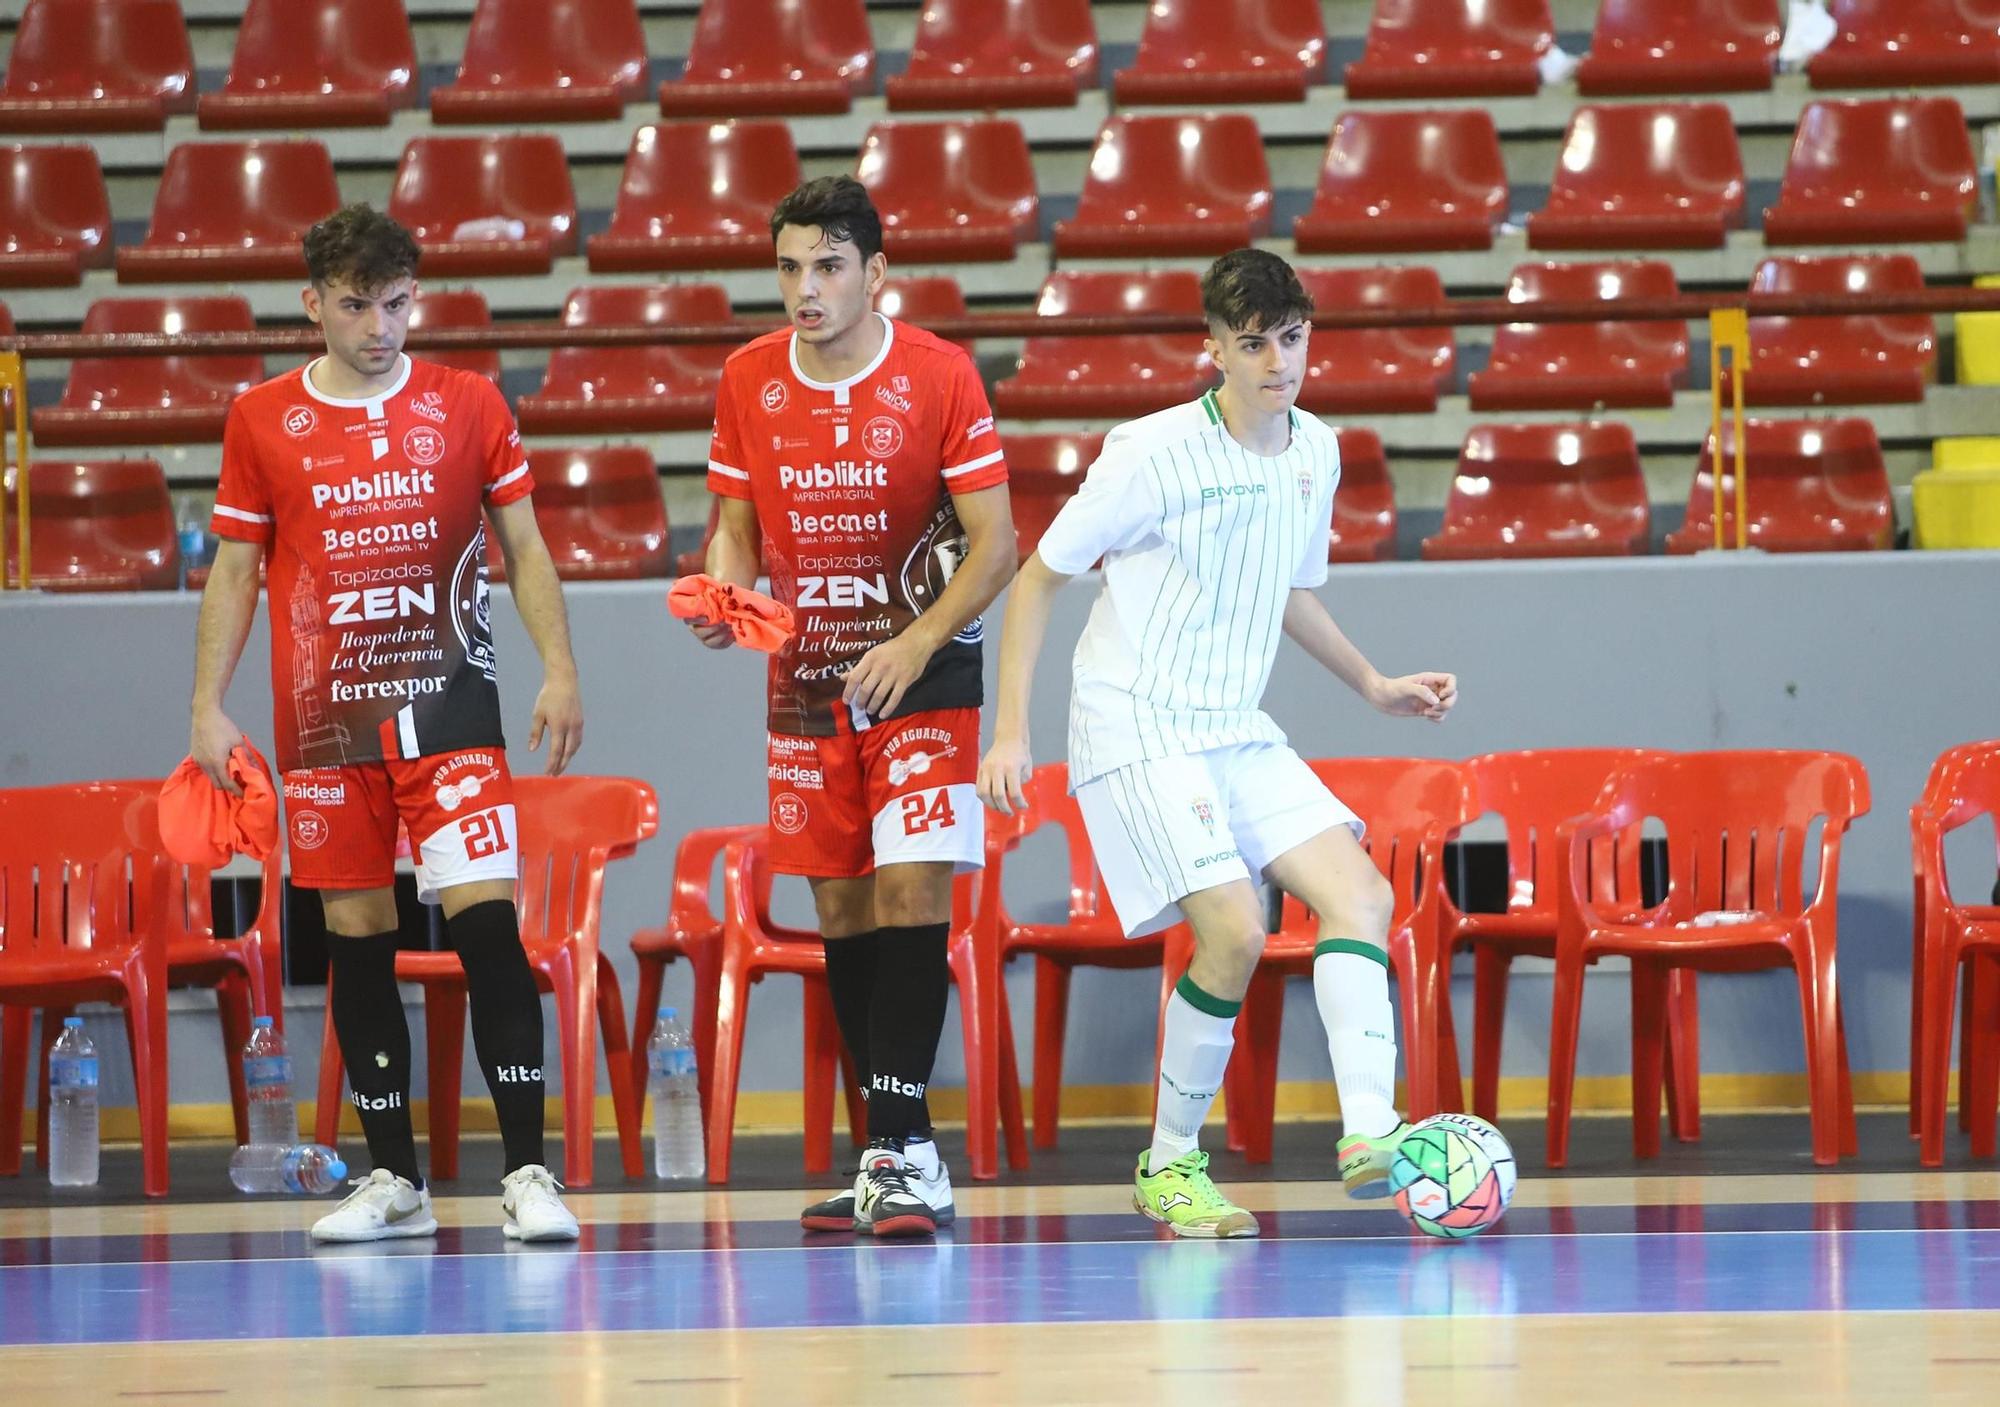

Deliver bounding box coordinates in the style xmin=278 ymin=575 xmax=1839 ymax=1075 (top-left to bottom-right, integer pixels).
xmin=1314 ymin=941 xmax=1401 ymax=1139
xmin=1147 ymin=980 xmax=1238 ymax=1172
xmin=905 ymin=1135 xmax=940 ymax=1176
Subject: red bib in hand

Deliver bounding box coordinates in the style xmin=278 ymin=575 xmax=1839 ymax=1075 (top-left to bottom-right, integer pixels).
xmin=159 ymin=743 xmax=279 ymax=868
xmin=668 ymin=573 xmax=796 ymax=654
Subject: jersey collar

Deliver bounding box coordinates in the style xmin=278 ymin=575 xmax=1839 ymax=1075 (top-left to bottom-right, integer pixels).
xmin=788 ymin=313 xmax=895 ymax=393
xmin=300 ymin=354 xmax=413 ymax=409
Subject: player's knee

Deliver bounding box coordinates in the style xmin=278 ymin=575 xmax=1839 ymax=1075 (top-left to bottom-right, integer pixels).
xmin=1200 ymin=920 xmax=1267 ymax=979
xmin=1335 ymin=870 xmax=1396 ymax=942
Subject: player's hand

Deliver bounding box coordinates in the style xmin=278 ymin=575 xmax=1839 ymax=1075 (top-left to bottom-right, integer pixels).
xmin=977 ymin=738 xmax=1034 ymax=815
xmin=529 ymin=670 xmax=584 ymax=775
xmin=190 ymin=707 xmax=246 ymax=796
xmin=1369 ymin=672 xmax=1457 ymax=723
xmin=841 ymin=632 xmax=934 ymax=720
xmin=686 ymin=614 xmax=735 ymax=650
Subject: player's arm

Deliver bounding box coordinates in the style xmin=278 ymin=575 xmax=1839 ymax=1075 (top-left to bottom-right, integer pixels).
xmin=189 ymin=538 xmax=265 ymax=796
xmin=975 ymin=550 xmax=1072 ymax=814
xmin=1281 ymin=589 xmax=1457 ymax=722
xmin=689 ymin=496 xmax=760 ymax=649
xmin=488 ymin=496 xmax=583 ymax=774
xmin=842 ymin=482 xmax=1016 ymax=718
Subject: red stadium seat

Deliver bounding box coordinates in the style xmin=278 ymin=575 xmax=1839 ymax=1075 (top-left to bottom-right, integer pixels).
xmin=1295 ymin=266 xmax=1455 ymax=416
xmin=1744 ymin=254 xmax=1936 ymax=405
xmin=1469 ymin=260 xmax=1690 ymax=412
xmin=387 ymin=134 xmax=577 ymax=278
xmin=1345 ymin=0 xmax=1553 ymax=99
xmin=1528 ymin=103 xmax=1746 ymax=251
xmin=876 ymin=275 xmax=973 ymax=356
xmin=408 ymin=287 xmax=502 ymax=384
xmin=486 ymin=448 xmax=669 ymax=581
xmin=1763 ymin=98 xmax=1978 ymax=246
xmin=115 ymin=140 xmax=341 ymax=284
xmin=32 ymin=296 xmax=262 ymax=447
xmin=589 ymin=122 xmax=800 ymax=273
xmin=1292 ymin=109 xmax=1507 ymax=255
xmin=197 ymin=0 xmax=415 ymax=130
xmin=1327 ymin=427 xmax=1397 ymax=563
xmin=0 ymin=143 xmax=113 ymax=287
xmin=516 ymin=284 xmax=734 ymax=435
xmin=659 ymin=0 xmax=874 ymax=116
xmin=991 ymin=271 xmax=1213 ymax=420
xmin=432 ymin=0 xmax=648 ymax=124
xmin=1422 ymin=423 xmax=1650 ymax=560
xmin=1004 ymin=432 xmax=1101 ymax=564
xmin=1808 ymin=0 xmax=2000 ymax=89
xmin=1576 ymin=0 xmax=1781 ymax=95
xmin=1 ymin=459 xmax=178 ymax=591
xmin=1052 ymin=114 xmax=1272 ymax=258
xmin=885 ymin=0 xmax=1097 ymax=111
xmin=857 ymin=119 xmax=1038 ymax=264
xmin=1112 ymin=0 xmax=1325 ymax=105
xmin=1665 ymin=418 xmax=1893 ymax=554
xmin=0 ymin=0 xmax=194 ymax=134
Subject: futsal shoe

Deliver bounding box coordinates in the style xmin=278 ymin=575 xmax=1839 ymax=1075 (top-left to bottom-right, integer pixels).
xmin=1337 ymin=1120 xmax=1412 ymax=1200
xmin=500 ymin=1164 xmax=581 ymax=1242
xmin=310 ymin=1168 xmax=438 ymax=1243
xmin=800 ymin=1135 xmax=955 ymax=1231
xmin=1132 ymin=1150 xmax=1260 ymax=1239
xmin=852 ymin=1141 xmax=938 ymax=1238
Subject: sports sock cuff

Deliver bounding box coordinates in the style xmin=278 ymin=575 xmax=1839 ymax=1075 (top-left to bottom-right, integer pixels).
xmin=1174 ymin=972 xmax=1242 ymax=1019
xmin=1314 ymin=938 xmax=1389 ymax=969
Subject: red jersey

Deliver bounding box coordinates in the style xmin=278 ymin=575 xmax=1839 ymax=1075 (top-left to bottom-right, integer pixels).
xmin=707 ymin=315 xmax=1008 ymax=736
xmin=211 ymin=355 xmax=534 ymax=771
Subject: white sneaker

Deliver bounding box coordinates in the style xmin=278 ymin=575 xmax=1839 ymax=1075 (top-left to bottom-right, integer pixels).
xmin=852 ymin=1142 xmax=937 ymax=1238
xmin=800 ymin=1136 xmax=955 ymax=1231
xmin=310 ymin=1168 xmax=438 ymax=1244
xmin=501 ymin=1164 xmax=580 ymax=1243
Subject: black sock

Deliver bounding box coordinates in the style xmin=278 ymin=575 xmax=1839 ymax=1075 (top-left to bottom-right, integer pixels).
xmin=823 ymin=931 xmax=877 ymax=1089
xmin=448 ymin=900 xmax=547 ymax=1175
xmin=866 ymin=922 xmax=951 ymax=1142
xmin=327 ymin=930 xmax=422 ymax=1189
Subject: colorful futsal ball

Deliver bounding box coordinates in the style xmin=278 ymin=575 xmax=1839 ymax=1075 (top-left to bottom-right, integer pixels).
xmin=1388 ymin=1113 xmax=1516 ymax=1240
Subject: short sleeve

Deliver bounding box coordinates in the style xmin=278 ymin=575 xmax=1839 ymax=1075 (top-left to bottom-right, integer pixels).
xmin=938 ymin=353 xmax=1006 ymax=494
xmin=210 ymin=403 xmax=273 ymax=544
xmin=706 ymin=367 xmax=753 ymax=501
xmin=1290 ymin=427 xmax=1341 ymax=590
xmin=476 ymin=376 xmax=533 ymax=506
xmin=1034 ymin=444 xmax=1163 ymax=576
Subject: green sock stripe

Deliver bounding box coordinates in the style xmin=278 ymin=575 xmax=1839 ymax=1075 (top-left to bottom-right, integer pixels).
xmin=1314 ymin=938 xmax=1389 ymax=970
xmin=1174 ymin=973 xmax=1242 ymax=1019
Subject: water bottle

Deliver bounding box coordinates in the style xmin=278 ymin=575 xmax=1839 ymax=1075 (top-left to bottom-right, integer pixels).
xmin=175 ymin=494 xmax=208 ymax=585
xmin=228 ymin=1143 xmax=348 ymax=1196
xmin=649 ymin=1008 xmax=704 ymax=1179
xmin=49 ymin=1017 xmax=100 ymax=1188
xmin=242 ymin=1016 xmax=297 ymax=1148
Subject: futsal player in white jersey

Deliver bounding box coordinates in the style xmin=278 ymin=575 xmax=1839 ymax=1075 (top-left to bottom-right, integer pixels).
xmin=977 ymin=250 xmax=1458 ymax=1237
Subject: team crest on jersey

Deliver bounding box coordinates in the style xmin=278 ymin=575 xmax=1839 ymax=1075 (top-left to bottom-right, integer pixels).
xmin=862 ymin=416 xmax=904 ymax=459
xmin=403 ymin=426 xmax=445 ymax=466
xmin=1191 ymin=797 xmax=1217 ymax=836
xmin=409 ymin=390 xmax=448 ymax=425
xmin=772 ymin=792 xmax=809 ymax=835
xmin=761 ymin=379 xmax=790 ymax=414
xmin=290 ymin=809 xmax=330 ymax=851
xmin=1298 ymin=470 xmax=1315 ymax=505
xmin=283 ymin=405 xmax=318 ymax=439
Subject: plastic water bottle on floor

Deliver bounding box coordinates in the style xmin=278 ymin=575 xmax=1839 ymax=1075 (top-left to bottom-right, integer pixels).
xmin=649 ymin=1008 xmax=704 ymax=1179
xmin=228 ymin=1144 xmax=348 ymax=1195
xmin=242 ymin=1016 xmax=297 ymax=1148
xmin=49 ymin=1017 xmax=100 ymax=1188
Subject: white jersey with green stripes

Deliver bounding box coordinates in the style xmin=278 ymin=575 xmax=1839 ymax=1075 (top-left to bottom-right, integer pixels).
xmin=1034 ymin=389 xmax=1342 ymax=790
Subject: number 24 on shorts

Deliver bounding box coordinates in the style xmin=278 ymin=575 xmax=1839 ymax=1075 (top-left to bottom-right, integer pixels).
xmin=900 ymin=791 xmax=955 ymax=836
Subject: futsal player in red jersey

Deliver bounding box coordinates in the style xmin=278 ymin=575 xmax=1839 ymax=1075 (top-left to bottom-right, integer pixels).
xmin=689 ymin=177 xmax=1016 ymax=1236
xmin=189 ymin=206 xmax=585 ymax=1243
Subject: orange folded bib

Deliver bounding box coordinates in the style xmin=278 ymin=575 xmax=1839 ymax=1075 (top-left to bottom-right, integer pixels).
xmin=159 ymin=742 xmax=279 ymax=868
xmin=667 ymin=573 xmax=796 ymax=654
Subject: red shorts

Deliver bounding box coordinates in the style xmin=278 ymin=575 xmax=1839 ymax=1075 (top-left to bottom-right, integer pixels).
xmin=767 ymin=708 xmax=983 ymax=878
xmin=283 ymin=748 xmax=518 ymax=903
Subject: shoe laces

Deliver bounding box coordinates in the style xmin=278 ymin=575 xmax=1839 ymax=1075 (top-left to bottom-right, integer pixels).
xmin=336 ymin=1169 xmax=409 ymax=1212
xmin=1158 ymin=1150 xmax=1235 ymax=1213
xmin=863 ymin=1156 xmax=918 ymax=1201
xmin=505 ymin=1164 xmax=565 ymax=1206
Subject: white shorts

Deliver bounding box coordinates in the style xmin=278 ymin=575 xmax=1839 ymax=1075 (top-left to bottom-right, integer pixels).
xmin=1073 ymin=742 xmax=1363 ymax=938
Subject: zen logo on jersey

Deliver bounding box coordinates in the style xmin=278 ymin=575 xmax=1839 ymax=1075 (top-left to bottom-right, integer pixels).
xmin=1202 ymin=484 xmax=1268 ymax=500
xmin=327 ymin=583 xmax=434 ymax=624
xmin=796 ymin=574 xmax=889 ymax=608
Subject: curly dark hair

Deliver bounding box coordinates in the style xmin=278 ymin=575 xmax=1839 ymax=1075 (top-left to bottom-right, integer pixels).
xmin=303 ymin=204 xmax=420 ymax=292
xmin=769 ymin=176 xmax=884 ymax=262
xmin=1200 ymin=248 xmax=1314 ymax=334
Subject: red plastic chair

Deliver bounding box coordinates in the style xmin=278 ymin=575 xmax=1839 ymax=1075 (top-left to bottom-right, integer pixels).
xmin=408 ymin=288 xmax=502 ymax=385
xmin=1346 ymin=0 xmax=1553 ymax=98
xmin=1053 ymin=114 xmax=1272 ymax=258
xmin=1665 ymin=418 xmax=1893 ymax=554
xmin=0 ymin=143 xmax=112 ymax=287
xmin=660 ymin=0 xmax=875 ymax=116
xmin=1422 ymin=423 xmax=1651 ymax=560
xmin=32 ymin=297 xmax=262 ymax=447
xmin=992 ymin=271 xmax=1213 ymax=420
xmin=1293 ymin=109 xmax=1507 ymax=255
xmin=0 ymin=0 xmax=194 ymax=134
xmin=857 ymin=119 xmax=1038 ymax=264
xmin=197 ymin=0 xmax=416 ymax=130
xmin=1326 ymin=427 xmax=1397 ymax=563
xmin=589 ymin=121 xmax=800 ymax=273
xmin=517 ymin=284 xmax=734 ymax=435
xmin=1295 ymin=266 xmax=1456 ymax=416
xmin=1003 ymin=433 xmax=1100 ymax=565
xmin=1112 ymin=0 xmax=1325 ymax=105
xmin=1549 ymin=751 xmax=1868 ymax=1167
xmin=1765 ymin=98 xmax=1978 ymax=246
xmin=1808 ymin=0 xmax=2000 ymax=88
xmin=387 ymin=135 xmax=577 ymax=278
xmin=116 ymin=140 xmax=341 ymax=284
xmin=1 ymin=459 xmax=178 ymax=591
xmin=314 ymin=776 xmax=658 ymax=1186
xmin=1469 ymin=260 xmax=1690 ymax=412
xmin=876 ymin=275 xmax=974 ymax=357
xmin=0 ymin=784 xmax=172 ymax=1196
xmin=432 ymin=0 xmax=648 ymax=124
xmin=885 ymin=0 xmax=1097 ymax=111
xmin=1576 ymin=0 xmax=1781 ymax=94
xmin=1528 ymin=104 xmax=1746 ymax=251
xmin=484 ymin=447 xmax=669 ymax=582
xmin=1744 ymin=255 xmax=1936 ymax=406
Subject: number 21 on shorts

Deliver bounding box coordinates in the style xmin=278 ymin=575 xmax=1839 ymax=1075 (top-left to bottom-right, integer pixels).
xmin=900 ymin=790 xmax=956 ymax=836
xmin=460 ymin=807 xmax=510 ymax=860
